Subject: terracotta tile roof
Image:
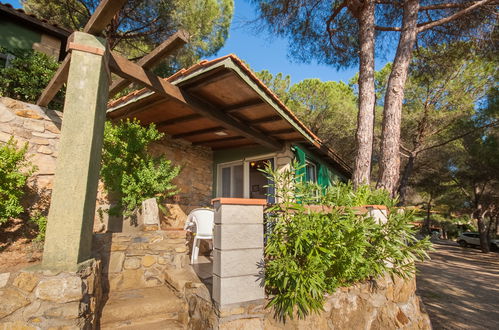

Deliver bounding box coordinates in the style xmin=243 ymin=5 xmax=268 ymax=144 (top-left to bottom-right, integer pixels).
xmin=107 ymin=54 xmax=351 ymax=173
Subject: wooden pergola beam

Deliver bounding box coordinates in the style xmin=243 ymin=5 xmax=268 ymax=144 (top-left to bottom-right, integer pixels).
xmin=222 ymin=100 xmax=264 ymax=114
xmin=172 ymin=126 xmax=225 ymax=139
xmin=193 ymin=136 xmax=246 ymax=145
xmin=250 ymin=115 xmax=282 ymax=125
xmin=269 ymin=128 xmax=295 ymax=135
xmin=108 ymin=30 xmax=189 ymax=97
xmin=156 ymin=114 xmax=202 ymax=128
xmin=37 ymin=0 xmax=127 ymax=107
xmin=108 ymin=52 xmax=283 ymax=150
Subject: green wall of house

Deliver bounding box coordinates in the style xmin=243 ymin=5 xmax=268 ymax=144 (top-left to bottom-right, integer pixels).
xmin=212 ymin=144 xmax=348 ymax=198
xmin=0 ymin=20 xmax=41 ymax=50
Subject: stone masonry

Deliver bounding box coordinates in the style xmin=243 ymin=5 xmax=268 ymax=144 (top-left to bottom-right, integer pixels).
xmin=218 ymin=273 xmax=431 ymax=330
xmin=0 ymin=259 xmax=102 ymax=329
xmin=92 ymin=230 xmax=190 ymax=293
xmin=0 ymin=97 xmax=61 ymax=199
xmin=0 ymin=97 xmax=214 ymax=231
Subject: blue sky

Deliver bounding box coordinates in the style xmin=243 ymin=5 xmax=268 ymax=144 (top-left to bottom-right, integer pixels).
xmin=5 ymin=0 xmax=387 ymax=84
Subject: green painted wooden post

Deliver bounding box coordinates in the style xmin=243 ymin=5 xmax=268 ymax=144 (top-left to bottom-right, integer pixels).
xmin=42 ymin=32 xmax=109 ymax=270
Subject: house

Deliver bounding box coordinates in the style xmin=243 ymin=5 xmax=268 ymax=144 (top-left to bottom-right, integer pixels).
xmin=0 ymin=2 xmax=70 ymax=65
xmin=107 ymin=54 xmax=352 ymax=222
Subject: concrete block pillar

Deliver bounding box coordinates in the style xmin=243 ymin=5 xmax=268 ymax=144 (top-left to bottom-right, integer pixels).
xmin=211 ymin=198 xmax=267 ymax=307
xmin=42 ymin=32 xmax=109 ymax=270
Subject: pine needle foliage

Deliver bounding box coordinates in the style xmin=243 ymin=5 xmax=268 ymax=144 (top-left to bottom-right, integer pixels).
xmin=262 ymin=162 xmax=431 ymax=321
xmin=100 ymin=119 xmax=180 ymax=217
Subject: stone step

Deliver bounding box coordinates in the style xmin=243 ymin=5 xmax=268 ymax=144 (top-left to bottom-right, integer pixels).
xmin=100 ymin=286 xmax=188 ymax=327
xmin=101 ymin=317 xmax=186 ymax=330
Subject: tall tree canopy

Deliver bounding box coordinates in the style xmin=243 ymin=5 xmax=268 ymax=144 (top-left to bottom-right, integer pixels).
xmin=251 ymin=0 xmax=498 ymax=194
xmin=22 ymin=0 xmax=234 ymax=72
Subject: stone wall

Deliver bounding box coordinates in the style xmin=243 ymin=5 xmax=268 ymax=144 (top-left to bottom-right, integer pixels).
xmin=0 ymin=259 xmax=101 ymax=329
xmin=0 ymin=97 xmax=214 ymax=231
xmin=92 ymin=230 xmax=190 ymax=293
xmin=0 ymin=97 xmax=61 ymax=210
xmin=148 ymin=137 xmax=213 ymax=228
xmin=217 ymin=274 xmax=431 ymax=330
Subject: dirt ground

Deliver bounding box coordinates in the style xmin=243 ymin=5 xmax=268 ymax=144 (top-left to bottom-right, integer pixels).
xmin=0 ymin=218 xmax=42 ymax=273
xmin=416 ymin=242 xmax=499 ymax=330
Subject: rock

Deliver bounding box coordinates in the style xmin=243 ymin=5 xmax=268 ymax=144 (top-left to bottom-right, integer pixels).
xmin=23 ymin=120 xmax=45 ymax=132
xmin=0 ymin=273 xmax=10 ymax=288
xmin=43 ymin=302 xmax=80 ymax=319
xmin=15 ymin=109 xmax=44 ymax=120
xmin=107 ymin=252 xmax=125 ymax=273
xmin=0 ymin=321 xmax=36 ymax=330
xmin=13 ymin=272 xmax=39 ymax=293
xmin=44 ymin=122 xmax=60 ymax=134
xmin=220 ymin=318 xmax=263 ymax=330
xmin=142 ymin=255 xmax=156 ymax=267
xmin=175 ymin=247 xmax=187 ymax=253
xmin=35 ymin=276 xmax=83 ymax=303
xmin=124 ymin=258 xmax=141 ymax=270
xmin=141 ymin=198 xmax=160 ymax=225
xmin=0 ymin=131 xmax=12 ymax=143
xmin=0 ymin=104 xmax=15 ymax=122
xmin=31 ymin=154 xmax=56 ymax=175
xmin=31 ymin=131 xmax=57 ymax=139
xmin=0 ymin=288 xmax=31 ymax=318
xmin=31 ymin=137 xmax=50 ymax=145
xmin=37 ymin=146 xmax=53 ymax=155
xmin=396 ymin=308 xmax=410 ymax=326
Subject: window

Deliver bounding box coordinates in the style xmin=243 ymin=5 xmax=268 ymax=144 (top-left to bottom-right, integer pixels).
xmin=305 ymin=160 xmax=317 ymax=183
xmin=219 ymin=163 xmax=244 ymax=198
xmin=0 ymin=53 xmax=14 ymax=68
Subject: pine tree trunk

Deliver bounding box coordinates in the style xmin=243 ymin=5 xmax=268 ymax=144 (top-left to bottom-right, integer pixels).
xmin=352 ymin=0 xmax=376 ymax=188
xmin=377 ymin=0 xmax=420 ymax=196
xmin=397 ymin=152 xmax=415 ymax=204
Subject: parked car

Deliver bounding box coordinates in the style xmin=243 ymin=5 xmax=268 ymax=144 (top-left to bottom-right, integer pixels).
xmin=457 ymin=232 xmax=499 ymax=250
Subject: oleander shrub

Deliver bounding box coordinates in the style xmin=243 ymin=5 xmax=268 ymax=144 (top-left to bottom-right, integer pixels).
xmin=0 ymin=138 xmax=36 ymax=224
xmin=100 ymin=119 xmax=180 ymax=217
xmin=262 ymin=162 xmax=431 ymax=321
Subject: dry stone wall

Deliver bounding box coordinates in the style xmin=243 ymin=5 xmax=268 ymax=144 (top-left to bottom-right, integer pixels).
xmin=217 ymin=274 xmax=431 ymax=330
xmin=0 ymin=259 xmax=101 ymax=329
xmin=0 ymin=97 xmax=214 ymax=231
xmin=92 ymin=230 xmax=190 ymax=293
xmin=0 ymin=97 xmax=61 ymax=205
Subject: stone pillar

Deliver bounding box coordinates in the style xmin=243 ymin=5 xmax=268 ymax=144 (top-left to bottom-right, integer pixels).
xmin=42 ymin=32 xmax=109 ymax=270
xmin=212 ymin=198 xmax=266 ymax=307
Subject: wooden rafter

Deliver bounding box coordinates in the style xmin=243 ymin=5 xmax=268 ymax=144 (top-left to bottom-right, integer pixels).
xmin=156 ymin=114 xmax=202 ymax=128
xmin=222 ymin=100 xmax=264 ymax=113
xmin=37 ymin=0 xmax=127 ymax=106
xmin=269 ymin=128 xmax=295 ymax=135
xmin=172 ymin=126 xmax=225 ymax=139
xmin=250 ymin=115 xmax=283 ymax=125
xmin=108 ymin=30 xmax=189 ymax=97
xmin=193 ymin=136 xmax=246 ymax=145
xmin=108 ymin=52 xmax=283 ymax=150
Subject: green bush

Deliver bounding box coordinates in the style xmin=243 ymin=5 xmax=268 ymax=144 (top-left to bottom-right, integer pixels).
xmin=0 ymin=138 xmax=36 ymax=224
xmin=262 ymin=162 xmax=431 ymax=320
xmin=29 ymin=211 xmax=47 ymax=241
xmin=100 ymin=119 xmax=180 ymax=217
xmin=0 ymin=48 xmax=63 ymax=108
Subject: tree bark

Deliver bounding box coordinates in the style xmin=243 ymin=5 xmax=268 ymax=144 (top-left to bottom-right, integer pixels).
xmin=352 ymin=0 xmax=376 ymax=188
xmin=377 ymin=0 xmax=420 ymax=196
xmin=422 ymin=195 xmax=432 ymax=235
xmin=397 ymin=152 xmax=416 ymax=204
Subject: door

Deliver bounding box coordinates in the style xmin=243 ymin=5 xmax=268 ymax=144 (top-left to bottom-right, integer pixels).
xmin=219 ymin=162 xmax=244 ymax=198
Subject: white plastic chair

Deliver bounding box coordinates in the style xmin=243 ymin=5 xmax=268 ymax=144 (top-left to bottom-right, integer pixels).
xmin=185 ymin=208 xmax=214 ymax=264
